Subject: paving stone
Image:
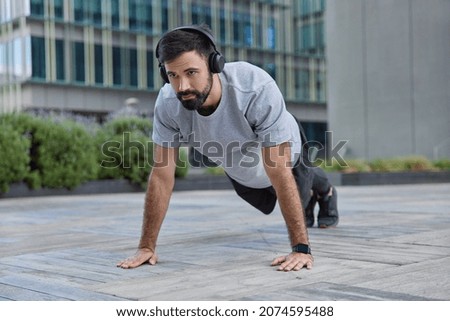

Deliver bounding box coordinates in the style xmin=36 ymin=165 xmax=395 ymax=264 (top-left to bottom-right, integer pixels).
xmin=0 ymin=184 xmax=449 ymax=301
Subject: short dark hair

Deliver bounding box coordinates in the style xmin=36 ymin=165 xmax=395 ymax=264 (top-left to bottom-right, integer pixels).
xmin=156 ymin=24 xmax=216 ymax=64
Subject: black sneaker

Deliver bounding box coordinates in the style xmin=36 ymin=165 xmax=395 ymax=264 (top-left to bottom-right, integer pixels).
xmin=317 ymin=186 xmax=339 ymax=228
xmin=304 ymin=193 xmax=317 ymax=228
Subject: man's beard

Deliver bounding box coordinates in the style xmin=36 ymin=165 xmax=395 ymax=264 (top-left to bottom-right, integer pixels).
xmin=176 ymin=73 xmax=213 ymax=111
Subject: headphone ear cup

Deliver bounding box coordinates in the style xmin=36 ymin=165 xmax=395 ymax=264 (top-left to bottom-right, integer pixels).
xmin=159 ymin=64 xmax=170 ymax=83
xmin=209 ymin=53 xmax=225 ymax=73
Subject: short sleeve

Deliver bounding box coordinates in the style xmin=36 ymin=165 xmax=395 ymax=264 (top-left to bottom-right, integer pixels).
xmin=245 ymin=80 xmax=294 ymax=147
xmin=151 ymin=92 xmax=183 ymax=148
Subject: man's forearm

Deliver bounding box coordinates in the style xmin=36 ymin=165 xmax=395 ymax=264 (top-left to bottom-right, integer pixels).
xmin=272 ymin=172 xmax=309 ymax=247
xmin=138 ymin=172 xmax=174 ymax=251
xmin=262 ymin=143 xmax=310 ymax=247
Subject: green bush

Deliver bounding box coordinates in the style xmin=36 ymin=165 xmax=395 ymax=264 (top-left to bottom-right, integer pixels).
xmin=97 ymin=117 xmax=188 ymax=187
xmin=433 ymin=159 xmax=450 ymax=171
xmin=369 ymin=155 xmax=434 ymax=172
xmin=1 ymin=113 xmax=97 ymax=190
xmin=101 ymin=116 xmax=153 ymax=137
xmin=317 ymin=155 xmax=448 ymax=173
xmin=98 ymin=131 xmax=153 ymax=187
xmin=205 ymin=166 xmax=226 ymax=176
xmin=369 ymin=158 xmax=405 ymax=172
xmin=401 ymin=155 xmax=435 ymax=171
xmin=0 ymin=122 xmax=30 ymax=193
xmin=319 ymin=158 xmax=371 ymax=173
xmin=0 ymin=113 xmax=196 ymax=193
xmin=33 ymin=119 xmax=98 ymax=189
xmin=96 ymin=117 xmax=154 ymax=186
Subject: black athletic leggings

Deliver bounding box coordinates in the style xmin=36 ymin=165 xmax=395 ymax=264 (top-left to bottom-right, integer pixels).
xmin=227 ymin=120 xmax=331 ymax=215
xmin=227 ymin=160 xmax=331 ymax=215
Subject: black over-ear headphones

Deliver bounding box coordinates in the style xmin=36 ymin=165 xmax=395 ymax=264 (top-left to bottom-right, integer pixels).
xmin=155 ymin=25 xmax=225 ymax=84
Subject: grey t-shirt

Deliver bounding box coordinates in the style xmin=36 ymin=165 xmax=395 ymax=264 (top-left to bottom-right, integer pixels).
xmin=152 ymin=61 xmax=302 ymax=188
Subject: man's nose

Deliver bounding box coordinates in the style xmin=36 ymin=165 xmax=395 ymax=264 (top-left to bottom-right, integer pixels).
xmin=178 ymin=77 xmax=190 ymax=92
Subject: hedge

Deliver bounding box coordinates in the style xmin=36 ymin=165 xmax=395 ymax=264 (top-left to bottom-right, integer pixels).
xmin=0 ymin=122 xmax=30 ymax=192
xmin=0 ymin=113 xmax=189 ymax=193
xmin=0 ymin=113 xmax=98 ymax=190
xmin=319 ymin=155 xmax=450 ymax=173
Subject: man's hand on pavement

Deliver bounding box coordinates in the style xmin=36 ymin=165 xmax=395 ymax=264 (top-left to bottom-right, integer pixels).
xmin=117 ymin=248 xmax=158 ymax=269
xmin=271 ymin=252 xmax=313 ymax=271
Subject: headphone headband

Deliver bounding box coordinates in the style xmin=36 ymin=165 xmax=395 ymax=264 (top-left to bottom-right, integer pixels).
xmin=156 ymin=25 xmax=225 ymax=83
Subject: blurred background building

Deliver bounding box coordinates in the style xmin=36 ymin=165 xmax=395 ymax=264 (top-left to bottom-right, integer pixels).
xmin=1 ymin=0 xmax=448 ymax=160
xmin=0 ymin=0 xmax=327 ymax=146
xmin=326 ymin=0 xmax=449 ymax=160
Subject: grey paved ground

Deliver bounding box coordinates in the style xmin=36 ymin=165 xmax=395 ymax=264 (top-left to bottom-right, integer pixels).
xmin=0 ymin=183 xmax=449 ymax=301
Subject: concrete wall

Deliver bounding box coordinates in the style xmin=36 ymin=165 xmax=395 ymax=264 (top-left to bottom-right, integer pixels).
xmin=20 ymin=83 xmax=158 ymax=117
xmin=326 ymin=0 xmax=450 ymax=160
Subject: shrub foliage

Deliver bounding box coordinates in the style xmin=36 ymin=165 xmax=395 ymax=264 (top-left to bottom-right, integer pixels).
xmin=2 ymin=112 xmax=447 ymax=193
xmin=0 ymin=113 xmax=190 ymax=192
xmin=0 ymin=113 xmax=97 ymax=190
xmin=0 ymin=122 xmax=30 ymax=192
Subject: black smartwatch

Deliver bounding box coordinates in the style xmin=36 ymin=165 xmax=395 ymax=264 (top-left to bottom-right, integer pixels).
xmin=292 ymin=243 xmax=311 ymax=255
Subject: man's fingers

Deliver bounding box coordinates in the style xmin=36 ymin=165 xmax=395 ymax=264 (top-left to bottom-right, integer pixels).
xmin=117 ymin=249 xmax=157 ymax=269
xmin=148 ymin=254 xmax=158 ymax=265
xmin=272 ymin=253 xmax=313 ymax=271
xmin=117 ymin=257 xmax=141 ymax=269
xmin=270 ymin=255 xmax=287 ymax=266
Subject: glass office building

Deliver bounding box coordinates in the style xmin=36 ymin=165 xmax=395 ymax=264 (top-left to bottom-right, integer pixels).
xmin=0 ymin=0 xmax=326 ymax=138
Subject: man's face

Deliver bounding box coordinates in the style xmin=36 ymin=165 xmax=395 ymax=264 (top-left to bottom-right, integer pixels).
xmin=164 ymin=51 xmax=213 ymax=111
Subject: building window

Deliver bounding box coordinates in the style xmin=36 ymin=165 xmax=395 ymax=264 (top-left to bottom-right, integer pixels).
xmin=146 ymin=50 xmax=154 ymax=89
xmin=30 ymin=0 xmax=44 ymax=17
xmin=316 ymin=69 xmax=325 ymax=102
xmin=73 ymin=42 xmax=85 ymax=82
xmin=301 ymin=0 xmax=311 ymax=16
xmin=91 ymin=1 xmax=102 ymax=26
xmin=129 ymin=0 xmax=138 ymax=31
xmin=55 ymin=39 xmax=65 ymax=81
xmin=315 ymin=21 xmax=324 ymax=51
xmin=267 ymin=18 xmax=275 ymax=49
xmin=192 ymin=4 xmax=211 ymax=27
xmin=302 ymin=121 xmax=327 ymax=155
xmin=128 ymin=0 xmax=151 ymax=33
xmin=72 ymin=1 xmax=102 ymax=25
xmin=301 ymin=25 xmax=311 ymax=51
xmin=111 ymin=0 xmax=120 ymax=28
xmin=129 ymin=48 xmax=138 ymax=87
xmin=145 ymin=2 xmax=152 ymax=32
xmin=219 ymin=9 xmax=226 ymax=43
xmin=54 ymin=0 xmax=64 ymax=20
xmin=232 ymin=11 xmax=252 ymax=47
xmin=31 ymin=36 xmax=46 ymax=79
xmin=264 ymin=62 xmax=276 ymax=80
xmin=112 ymin=46 xmax=122 ymax=85
xmin=161 ymin=0 xmax=169 ymax=31
xmin=73 ymin=0 xmax=84 ymax=22
xmin=296 ymin=69 xmax=310 ymax=101
xmin=244 ymin=14 xmax=252 ymax=47
xmin=94 ymin=44 xmax=103 ymax=84
xmin=255 ymin=17 xmax=262 ymax=48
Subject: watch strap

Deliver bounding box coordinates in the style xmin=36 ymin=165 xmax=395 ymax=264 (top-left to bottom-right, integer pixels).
xmin=292 ymin=243 xmax=311 ymax=254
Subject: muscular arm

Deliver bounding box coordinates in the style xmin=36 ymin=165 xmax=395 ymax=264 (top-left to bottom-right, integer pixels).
xmin=262 ymin=143 xmax=313 ymax=271
xmin=117 ymin=144 xmax=178 ymax=269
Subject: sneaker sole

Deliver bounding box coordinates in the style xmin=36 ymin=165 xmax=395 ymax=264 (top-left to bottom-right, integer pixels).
xmin=318 ymin=223 xmax=338 ymax=228
xmin=318 ymin=218 xmax=339 ymax=228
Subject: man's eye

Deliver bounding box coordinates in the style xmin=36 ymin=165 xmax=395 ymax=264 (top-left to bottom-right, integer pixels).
xmin=188 ymin=71 xmax=197 ymax=76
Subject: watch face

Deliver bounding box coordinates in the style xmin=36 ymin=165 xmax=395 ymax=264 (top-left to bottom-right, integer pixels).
xmin=293 ymin=244 xmax=311 ymax=254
